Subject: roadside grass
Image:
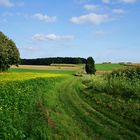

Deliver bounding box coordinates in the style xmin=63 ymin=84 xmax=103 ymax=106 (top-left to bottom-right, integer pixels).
xmin=80 ymin=75 xmax=140 ymax=139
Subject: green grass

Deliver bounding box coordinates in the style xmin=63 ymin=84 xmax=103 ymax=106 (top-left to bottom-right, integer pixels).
xmin=1 ymin=67 xmax=140 ymax=139
xmin=9 ymin=68 xmax=76 ymax=74
xmin=80 ymin=75 xmax=140 ymax=139
xmin=95 ymin=64 xmax=125 ymax=71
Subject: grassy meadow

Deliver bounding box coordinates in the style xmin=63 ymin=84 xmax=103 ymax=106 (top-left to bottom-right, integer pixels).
xmin=0 ymin=64 xmax=140 ymax=140
xmin=95 ymin=63 xmax=125 ymax=71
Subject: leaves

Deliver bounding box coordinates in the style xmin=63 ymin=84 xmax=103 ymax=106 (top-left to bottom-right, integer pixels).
xmin=0 ymin=32 xmax=20 ymax=72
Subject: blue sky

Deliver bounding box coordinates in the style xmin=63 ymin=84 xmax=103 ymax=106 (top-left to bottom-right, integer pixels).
xmin=0 ymin=0 xmax=140 ymax=63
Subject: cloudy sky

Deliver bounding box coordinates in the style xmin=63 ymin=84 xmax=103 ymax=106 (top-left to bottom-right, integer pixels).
xmin=0 ymin=0 xmax=140 ymax=62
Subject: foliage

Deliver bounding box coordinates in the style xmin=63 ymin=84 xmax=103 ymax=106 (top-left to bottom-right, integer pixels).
xmin=21 ymin=57 xmax=86 ymax=65
xmin=85 ymin=57 xmax=96 ymax=74
xmin=108 ymin=66 xmax=140 ymax=80
xmin=0 ymin=32 xmax=20 ymax=72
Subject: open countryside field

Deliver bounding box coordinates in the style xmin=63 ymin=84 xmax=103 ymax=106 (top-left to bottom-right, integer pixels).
xmin=1 ymin=64 xmax=140 ymax=140
xmin=11 ymin=64 xmax=83 ymax=71
xmin=11 ymin=63 xmax=125 ymax=74
xmin=1 ymin=0 xmax=140 ymax=138
xmin=1 ymin=0 xmax=140 ymax=139
xmin=95 ymin=64 xmax=125 ymax=71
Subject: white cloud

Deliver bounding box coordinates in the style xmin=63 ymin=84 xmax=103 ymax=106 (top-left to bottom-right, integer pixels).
xmin=74 ymin=0 xmax=90 ymax=4
xmin=33 ymin=13 xmax=56 ymax=23
xmin=70 ymin=13 xmax=110 ymax=25
xmin=32 ymin=34 xmax=47 ymax=41
xmin=84 ymin=4 xmax=99 ymax=11
xmin=119 ymin=0 xmax=137 ymax=3
xmin=102 ymin=0 xmax=137 ymax=4
xmin=112 ymin=9 xmax=125 ymax=14
xmin=0 ymin=0 xmax=14 ymax=7
xmin=32 ymin=34 xmax=74 ymax=41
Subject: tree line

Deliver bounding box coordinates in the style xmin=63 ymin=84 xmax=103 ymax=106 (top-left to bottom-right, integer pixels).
xmin=20 ymin=57 xmax=86 ymax=65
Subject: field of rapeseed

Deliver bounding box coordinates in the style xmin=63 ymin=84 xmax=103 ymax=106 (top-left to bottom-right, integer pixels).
xmin=0 ymin=72 xmax=65 ymax=140
xmin=0 ymin=72 xmax=64 ymax=82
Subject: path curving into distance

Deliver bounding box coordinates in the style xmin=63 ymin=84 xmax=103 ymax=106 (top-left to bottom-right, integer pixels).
xmin=45 ymin=77 xmax=140 ymax=140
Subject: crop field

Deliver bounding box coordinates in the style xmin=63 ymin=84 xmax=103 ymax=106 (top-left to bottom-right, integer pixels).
xmin=0 ymin=64 xmax=140 ymax=140
xmin=95 ymin=64 xmax=125 ymax=71
xmin=0 ymin=73 xmax=65 ymax=82
xmin=11 ymin=64 xmax=82 ymax=71
xmin=10 ymin=63 xmax=125 ymax=75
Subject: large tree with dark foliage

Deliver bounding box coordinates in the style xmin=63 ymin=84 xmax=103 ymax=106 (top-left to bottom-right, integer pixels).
xmin=85 ymin=57 xmax=96 ymax=74
xmin=0 ymin=32 xmax=20 ymax=72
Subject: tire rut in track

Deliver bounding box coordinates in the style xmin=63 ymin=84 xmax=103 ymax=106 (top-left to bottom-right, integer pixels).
xmin=58 ymin=78 xmax=140 ymax=140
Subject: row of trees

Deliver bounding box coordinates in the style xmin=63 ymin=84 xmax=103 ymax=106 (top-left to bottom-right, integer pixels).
xmin=21 ymin=57 xmax=86 ymax=65
xmin=21 ymin=57 xmax=96 ymax=74
xmin=0 ymin=32 xmax=20 ymax=72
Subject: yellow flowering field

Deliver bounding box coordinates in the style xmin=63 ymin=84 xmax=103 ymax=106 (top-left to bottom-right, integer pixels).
xmin=0 ymin=72 xmax=65 ymax=82
xmin=0 ymin=71 xmax=65 ymax=139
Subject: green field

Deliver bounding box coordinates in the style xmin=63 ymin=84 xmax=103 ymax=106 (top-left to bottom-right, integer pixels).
xmin=95 ymin=64 xmax=125 ymax=71
xmin=0 ymin=65 xmax=140 ymax=140
xmin=9 ymin=68 xmax=76 ymax=74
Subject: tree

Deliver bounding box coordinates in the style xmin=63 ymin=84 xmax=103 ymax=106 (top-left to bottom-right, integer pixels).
xmin=85 ymin=57 xmax=96 ymax=74
xmin=0 ymin=32 xmax=20 ymax=72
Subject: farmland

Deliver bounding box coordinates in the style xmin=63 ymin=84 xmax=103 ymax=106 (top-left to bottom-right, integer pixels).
xmin=95 ymin=64 xmax=125 ymax=71
xmin=1 ymin=0 xmax=140 ymax=139
xmin=0 ymin=64 xmax=140 ymax=140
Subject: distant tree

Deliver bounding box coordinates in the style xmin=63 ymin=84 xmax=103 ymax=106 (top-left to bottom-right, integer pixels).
xmin=0 ymin=32 xmax=20 ymax=72
xmin=85 ymin=57 xmax=96 ymax=74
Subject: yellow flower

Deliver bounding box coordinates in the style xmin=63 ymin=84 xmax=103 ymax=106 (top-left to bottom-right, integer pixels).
xmin=0 ymin=72 xmax=66 ymax=82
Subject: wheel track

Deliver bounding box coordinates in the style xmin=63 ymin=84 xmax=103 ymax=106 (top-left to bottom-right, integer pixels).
xmin=58 ymin=78 xmax=140 ymax=140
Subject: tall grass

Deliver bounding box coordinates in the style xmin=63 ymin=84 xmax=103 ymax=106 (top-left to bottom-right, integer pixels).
xmin=81 ymin=67 xmax=140 ymax=138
